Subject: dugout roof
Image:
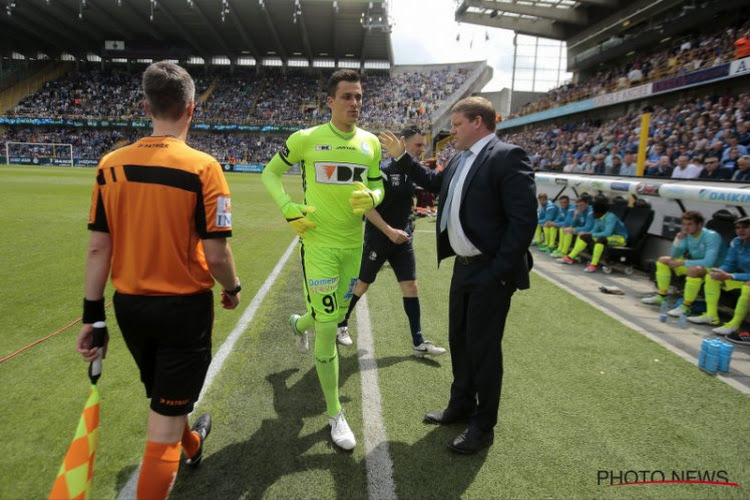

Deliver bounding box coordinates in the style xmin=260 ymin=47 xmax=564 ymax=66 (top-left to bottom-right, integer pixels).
xmin=0 ymin=0 xmax=392 ymax=65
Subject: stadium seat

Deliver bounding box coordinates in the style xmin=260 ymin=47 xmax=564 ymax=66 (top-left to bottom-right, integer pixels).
xmin=601 ymin=203 xmax=655 ymax=275
xmin=706 ymin=209 xmax=737 ymax=245
xmin=608 ymin=196 xmax=629 ymax=221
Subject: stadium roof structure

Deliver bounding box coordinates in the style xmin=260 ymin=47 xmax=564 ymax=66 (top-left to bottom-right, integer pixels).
xmin=0 ymin=0 xmax=392 ymax=66
xmin=454 ymin=0 xmax=701 ymax=48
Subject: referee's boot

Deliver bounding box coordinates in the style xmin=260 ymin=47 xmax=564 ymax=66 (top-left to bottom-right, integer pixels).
xmin=186 ymin=413 xmax=212 ymax=467
xmin=337 ymin=326 xmax=353 ymax=346
xmin=289 ymin=314 xmax=310 ymax=353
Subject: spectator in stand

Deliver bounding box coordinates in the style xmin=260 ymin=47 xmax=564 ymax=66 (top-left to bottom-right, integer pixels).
xmin=689 ymin=217 xmax=750 ymax=336
xmin=671 ymin=154 xmax=703 ymax=178
xmin=610 ymin=156 xmax=622 ymax=176
xmin=560 ymin=199 xmax=628 ymax=273
xmin=734 ymin=32 xmax=750 ymax=59
xmin=737 ymin=122 xmax=750 ymax=146
xmin=723 ymin=137 xmax=748 ymax=160
xmin=606 ymin=147 xmax=622 ymax=172
xmin=646 ymin=155 xmax=674 ymax=177
xmin=593 ymin=154 xmax=607 ymax=174
xmin=619 ymin=152 xmax=637 ymax=176
xmin=723 ymin=146 xmax=742 ymax=169
xmin=732 ymin=155 xmax=750 ymax=182
xmin=699 ymin=156 xmax=732 ymax=180
xmin=563 ymin=156 xmax=579 ymax=173
xmin=642 ymin=211 xmax=726 ymax=316
xmin=579 ymin=153 xmax=595 ymax=173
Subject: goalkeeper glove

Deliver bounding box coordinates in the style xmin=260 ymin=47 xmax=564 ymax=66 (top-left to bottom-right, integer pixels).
xmin=282 ymin=202 xmax=317 ymax=238
xmin=349 ymin=181 xmax=376 ymax=216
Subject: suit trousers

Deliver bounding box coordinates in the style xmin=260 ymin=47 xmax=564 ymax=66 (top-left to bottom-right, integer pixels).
xmin=448 ymin=258 xmax=513 ymax=431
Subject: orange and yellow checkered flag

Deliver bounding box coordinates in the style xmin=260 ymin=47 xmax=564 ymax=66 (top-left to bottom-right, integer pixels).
xmin=49 ymin=322 xmax=107 ymax=500
xmin=48 ymin=386 xmax=100 ymax=500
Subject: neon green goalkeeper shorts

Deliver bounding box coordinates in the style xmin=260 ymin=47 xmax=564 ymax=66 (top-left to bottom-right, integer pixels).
xmin=299 ymin=243 xmax=362 ymax=323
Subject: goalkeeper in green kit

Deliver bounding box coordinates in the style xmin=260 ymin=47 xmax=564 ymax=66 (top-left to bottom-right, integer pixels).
xmin=262 ymin=69 xmax=384 ymax=450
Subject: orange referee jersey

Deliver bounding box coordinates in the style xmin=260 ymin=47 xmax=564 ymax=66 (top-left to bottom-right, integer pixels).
xmin=88 ymin=136 xmax=232 ymax=296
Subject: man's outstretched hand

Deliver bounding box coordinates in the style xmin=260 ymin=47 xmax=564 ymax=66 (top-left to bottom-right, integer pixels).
xmin=378 ymin=131 xmax=406 ymax=159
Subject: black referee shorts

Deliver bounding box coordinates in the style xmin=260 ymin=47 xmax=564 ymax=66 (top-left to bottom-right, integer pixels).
xmin=359 ymin=238 xmax=416 ymax=284
xmin=113 ymin=290 xmax=213 ymax=416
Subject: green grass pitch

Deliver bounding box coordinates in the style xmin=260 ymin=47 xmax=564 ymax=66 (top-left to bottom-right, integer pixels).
xmin=1 ymin=165 xmax=749 ymax=499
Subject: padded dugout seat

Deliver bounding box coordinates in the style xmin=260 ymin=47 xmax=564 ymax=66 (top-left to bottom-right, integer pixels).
xmin=601 ymin=204 xmax=655 ymax=275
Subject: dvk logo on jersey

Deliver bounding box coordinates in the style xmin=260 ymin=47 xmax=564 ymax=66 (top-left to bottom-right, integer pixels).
xmin=314 ymin=162 xmax=368 ymax=185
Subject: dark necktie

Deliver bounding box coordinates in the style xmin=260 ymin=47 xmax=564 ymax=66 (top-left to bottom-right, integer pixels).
xmin=439 ymin=150 xmax=472 ymax=233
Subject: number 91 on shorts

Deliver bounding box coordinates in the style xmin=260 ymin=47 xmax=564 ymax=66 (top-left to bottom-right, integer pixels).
xmin=300 ymin=245 xmax=362 ymax=323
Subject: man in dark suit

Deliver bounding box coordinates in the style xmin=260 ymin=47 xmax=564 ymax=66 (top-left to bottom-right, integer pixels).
xmin=379 ymin=97 xmax=537 ymax=454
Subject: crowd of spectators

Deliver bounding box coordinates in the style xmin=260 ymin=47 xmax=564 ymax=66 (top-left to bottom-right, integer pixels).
xmin=501 ymin=90 xmax=750 ymax=182
xmin=0 ymin=126 xmax=288 ymax=163
xmin=186 ymin=133 xmax=286 ymax=163
xmin=0 ymin=127 xmax=138 ymax=160
xmin=360 ymin=68 xmax=471 ymax=130
xmin=513 ymin=19 xmax=750 ymax=118
xmin=8 ymin=66 xmax=471 ymax=130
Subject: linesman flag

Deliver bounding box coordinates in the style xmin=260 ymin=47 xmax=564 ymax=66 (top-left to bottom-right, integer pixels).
xmin=49 ymin=322 xmax=107 ymax=500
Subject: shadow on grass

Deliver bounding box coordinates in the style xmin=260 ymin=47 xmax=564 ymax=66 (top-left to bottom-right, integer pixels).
xmin=170 ymin=349 xmax=421 ymax=499
xmin=388 ymin=425 xmax=490 ymax=499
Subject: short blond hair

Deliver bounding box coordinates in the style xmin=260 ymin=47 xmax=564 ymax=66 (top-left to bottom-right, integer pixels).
xmin=451 ymin=96 xmax=496 ymax=131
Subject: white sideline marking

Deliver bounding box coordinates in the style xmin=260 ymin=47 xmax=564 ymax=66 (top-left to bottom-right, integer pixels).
xmin=533 ymin=269 xmax=750 ymax=396
xmin=117 ymin=239 xmax=298 ymax=500
xmin=356 ymin=295 xmax=398 ymax=500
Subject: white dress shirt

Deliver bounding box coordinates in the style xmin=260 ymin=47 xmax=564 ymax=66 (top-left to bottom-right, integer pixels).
xmin=446 ymin=133 xmax=495 ymax=257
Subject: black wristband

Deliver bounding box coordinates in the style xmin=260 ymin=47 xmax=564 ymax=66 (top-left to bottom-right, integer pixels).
xmin=83 ymin=298 xmax=106 ymax=324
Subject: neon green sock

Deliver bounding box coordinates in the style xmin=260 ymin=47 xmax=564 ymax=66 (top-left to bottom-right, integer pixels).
xmin=535 ymin=226 xmax=542 ymax=243
xmin=590 ymin=242 xmax=605 ymax=266
xmin=568 ymin=238 xmax=588 ymax=259
xmin=314 ymin=320 xmax=341 ymax=418
xmin=683 ymin=276 xmax=703 ymax=306
xmin=560 ymin=232 xmax=573 ymax=254
xmin=655 ymin=261 xmax=672 ymax=295
xmin=296 ymin=312 xmax=315 ymax=333
xmin=728 ymin=285 xmax=750 ymax=327
xmin=548 ymin=227 xmax=558 ymax=248
xmin=542 ymin=226 xmax=551 ymax=245
xmin=704 ymin=277 xmax=721 ymax=319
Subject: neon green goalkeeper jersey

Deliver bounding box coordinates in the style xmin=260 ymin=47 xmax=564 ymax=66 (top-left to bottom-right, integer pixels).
xmin=266 ymin=121 xmax=383 ymax=248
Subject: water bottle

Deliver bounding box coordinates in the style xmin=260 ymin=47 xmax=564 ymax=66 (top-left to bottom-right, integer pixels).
xmin=704 ymin=339 xmax=720 ymax=374
xmin=699 ymin=337 xmax=712 ymax=369
xmin=718 ymin=340 xmax=734 ymax=373
xmin=659 ymin=299 xmax=669 ymax=323
xmin=678 ymin=311 xmax=688 ymax=329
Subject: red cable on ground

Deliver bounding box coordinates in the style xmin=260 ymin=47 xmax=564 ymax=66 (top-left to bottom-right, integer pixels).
xmin=0 ymin=301 xmax=112 ymax=365
xmin=0 ymin=222 xmax=286 ymax=364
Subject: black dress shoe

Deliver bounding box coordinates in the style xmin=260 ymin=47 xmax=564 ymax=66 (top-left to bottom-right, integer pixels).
xmin=423 ymin=407 xmax=472 ymax=425
xmin=447 ymin=427 xmax=494 ymax=454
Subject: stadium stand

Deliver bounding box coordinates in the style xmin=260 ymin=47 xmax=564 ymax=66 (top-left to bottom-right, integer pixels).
xmin=7 ymin=65 xmax=472 ymax=129
xmin=512 ymin=18 xmax=750 ymax=118
xmin=501 ymin=90 xmax=750 ymax=181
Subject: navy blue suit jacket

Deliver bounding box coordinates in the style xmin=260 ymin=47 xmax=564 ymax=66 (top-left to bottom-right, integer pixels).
xmin=394 ymin=135 xmax=537 ymax=290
